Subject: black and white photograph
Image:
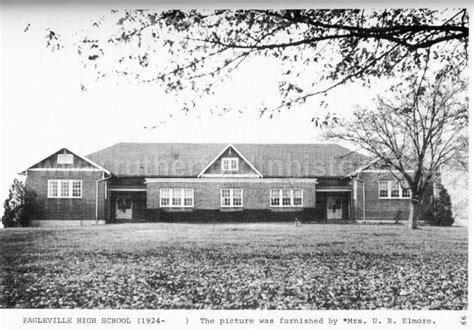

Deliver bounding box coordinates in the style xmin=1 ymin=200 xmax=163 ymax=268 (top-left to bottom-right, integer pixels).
xmin=0 ymin=1 xmax=470 ymax=329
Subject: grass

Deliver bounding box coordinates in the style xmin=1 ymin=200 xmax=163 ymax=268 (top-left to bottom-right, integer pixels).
xmin=0 ymin=223 xmax=468 ymax=309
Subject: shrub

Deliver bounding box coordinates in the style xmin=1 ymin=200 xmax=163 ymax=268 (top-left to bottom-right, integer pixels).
xmin=394 ymin=210 xmax=403 ymax=224
xmin=427 ymin=182 xmax=455 ymax=227
xmin=2 ymin=179 xmax=41 ymax=227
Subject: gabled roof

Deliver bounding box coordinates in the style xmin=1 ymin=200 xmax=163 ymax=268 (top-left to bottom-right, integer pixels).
xmin=197 ymin=144 xmax=263 ymax=178
xmin=21 ymin=147 xmax=110 ymax=175
xmin=86 ymin=142 xmax=366 ymax=178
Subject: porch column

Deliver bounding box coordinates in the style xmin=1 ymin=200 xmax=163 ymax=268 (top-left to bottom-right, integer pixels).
xmin=351 ymin=179 xmax=357 ymax=221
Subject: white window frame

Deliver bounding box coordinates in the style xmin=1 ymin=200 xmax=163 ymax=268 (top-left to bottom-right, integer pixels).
xmin=270 ymin=189 xmax=304 ymax=207
xmin=401 ymin=181 xmax=411 ymax=198
xmin=159 ymin=188 xmax=194 ymax=208
xmin=270 ymin=189 xmax=280 ymax=206
xmin=221 ymin=157 xmax=239 ymax=171
xmin=71 ymin=180 xmax=82 ymax=197
xmin=171 ymin=188 xmax=182 ymax=207
xmin=293 ymin=189 xmax=303 ymax=206
xmin=379 ymin=181 xmax=389 ymax=198
xmin=47 ymin=179 xmax=82 ymax=198
xmin=390 ymin=181 xmax=400 ymax=198
xmin=379 ymin=181 xmax=411 ymax=199
xmin=57 ymin=154 xmax=74 ymax=164
xmin=48 ymin=180 xmax=58 ymax=198
xmin=60 ymin=180 xmax=69 ymax=197
xmin=160 ymin=188 xmax=170 ymax=207
xmin=183 ymin=188 xmax=194 ymax=207
xmin=220 ymin=189 xmax=243 ymax=208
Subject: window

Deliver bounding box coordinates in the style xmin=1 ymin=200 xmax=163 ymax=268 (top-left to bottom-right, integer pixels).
xmin=390 ymin=182 xmax=400 ymax=198
xmin=160 ymin=188 xmax=194 ymax=207
xmin=184 ymin=189 xmax=194 ymax=206
xmin=379 ymin=181 xmax=411 ymax=199
xmin=72 ymin=180 xmax=82 ymax=197
xmin=48 ymin=180 xmax=58 ymax=198
xmin=270 ymin=189 xmax=280 ymax=206
xmin=270 ymin=189 xmax=304 ymax=207
xmin=60 ymin=181 xmax=69 ymax=197
xmin=222 ymin=157 xmax=239 ymax=171
xmin=282 ymin=189 xmax=292 ymax=206
xmin=379 ymin=181 xmax=389 ymax=198
xmin=402 ymin=188 xmax=411 ymax=198
xmin=401 ymin=182 xmax=411 ymax=198
xmin=48 ymin=180 xmax=82 ymax=198
xmin=221 ymin=189 xmax=231 ymax=206
xmin=57 ymin=154 xmax=73 ymax=164
xmin=233 ymin=189 xmax=242 ymax=207
xmin=172 ymin=189 xmax=182 ymax=206
xmin=221 ymin=189 xmax=243 ymax=207
xmin=160 ymin=189 xmax=170 ymax=206
xmin=293 ymin=190 xmax=303 ymax=206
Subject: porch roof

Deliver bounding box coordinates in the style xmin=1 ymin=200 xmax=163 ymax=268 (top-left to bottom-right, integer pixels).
xmin=316 ymin=186 xmax=352 ymax=192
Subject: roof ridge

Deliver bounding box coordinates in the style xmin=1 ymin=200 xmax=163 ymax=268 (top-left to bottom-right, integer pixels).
xmin=85 ymin=141 xmax=366 ymax=178
xmin=85 ymin=142 xmax=124 ymax=158
xmin=107 ymin=142 xmax=343 ymax=145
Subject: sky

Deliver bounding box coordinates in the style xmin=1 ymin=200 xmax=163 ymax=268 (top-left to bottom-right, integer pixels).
xmin=0 ymin=5 xmax=381 ymax=203
xmin=0 ymin=4 xmax=469 ymax=222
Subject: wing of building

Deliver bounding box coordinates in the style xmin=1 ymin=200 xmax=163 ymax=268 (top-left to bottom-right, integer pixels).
xmin=21 ymin=143 xmax=428 ymax=226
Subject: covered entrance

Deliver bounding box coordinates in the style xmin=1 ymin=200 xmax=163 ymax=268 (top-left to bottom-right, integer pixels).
xmin=109 ymin=190 xmax=147 ymax=222
xmin=315 ymin=189 xmax=351 ymax=221
xmin=116 ymin=197 xmax=133 ymax=219
xmin=327 ymin=196 xmax=343 ymax=220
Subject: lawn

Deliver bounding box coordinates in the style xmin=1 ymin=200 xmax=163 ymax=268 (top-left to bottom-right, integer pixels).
xmin=0 ymin=223 xmax=468 ymax=309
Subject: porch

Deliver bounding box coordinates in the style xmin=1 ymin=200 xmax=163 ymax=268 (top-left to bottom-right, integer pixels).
xmin=105 ymin=181 xmax=355 ymax=223
xmin=315 ymin=189 xmax=352 ymax=221
xmin=108 ymin=189 xmax=147 ymax=222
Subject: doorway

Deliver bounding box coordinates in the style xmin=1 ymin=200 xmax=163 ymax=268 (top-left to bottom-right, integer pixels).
xmin=327 ymin=196 xmax=343 ymax=220
xmin=116 ymin=197 xmax=133 ymax=220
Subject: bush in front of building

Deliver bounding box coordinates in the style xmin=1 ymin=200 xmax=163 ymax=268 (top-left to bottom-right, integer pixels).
xmin=426 ymin=182 xmax=455 ymax=227
xmin=2 ymin=179 xmax=41 ymax=227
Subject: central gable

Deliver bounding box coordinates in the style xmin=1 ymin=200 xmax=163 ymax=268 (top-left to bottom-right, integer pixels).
xmin=198 ymin=144 xmax=263 ymax=178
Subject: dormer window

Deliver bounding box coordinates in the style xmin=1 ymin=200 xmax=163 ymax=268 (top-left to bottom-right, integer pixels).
xmin=57 ymin=153 xmax=73 ymax=164
xmin=222 ymin=157 xmax=238 ymax=171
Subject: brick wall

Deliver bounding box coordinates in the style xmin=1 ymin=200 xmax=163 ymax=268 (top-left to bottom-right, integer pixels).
xmin=98 ymin=180 xmax=107 ymax=220
xmin=152 ymin=209 xmax=319 ymax=223
xmin=357 ymin=172 xmax=411 ymax=220
xmin=26 ymin=170 xmax=106 ymax=220
xmin=109 ymin=176 xmax=146 ymax=188
xmin=147 ymin=180 xmax=316 ymax=210
xmin=354 ymin=178 xmax=365 ymax=220
xmin=317 ymin=177 xmax=351 ymax=186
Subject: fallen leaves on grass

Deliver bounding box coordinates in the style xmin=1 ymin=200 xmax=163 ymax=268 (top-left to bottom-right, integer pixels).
xmin=2 ymin=247 xmax=468 ymax=309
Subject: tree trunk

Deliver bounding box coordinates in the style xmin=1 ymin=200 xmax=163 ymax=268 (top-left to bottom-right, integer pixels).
xmin=408 ymin=199 xmax=420 ymax=229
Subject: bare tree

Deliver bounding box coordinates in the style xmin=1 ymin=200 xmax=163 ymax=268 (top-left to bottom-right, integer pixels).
xmin=42 ymin=9 xmax=468 ymax=115
xmin=324 ymin=69 xmax=468 ymax=229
